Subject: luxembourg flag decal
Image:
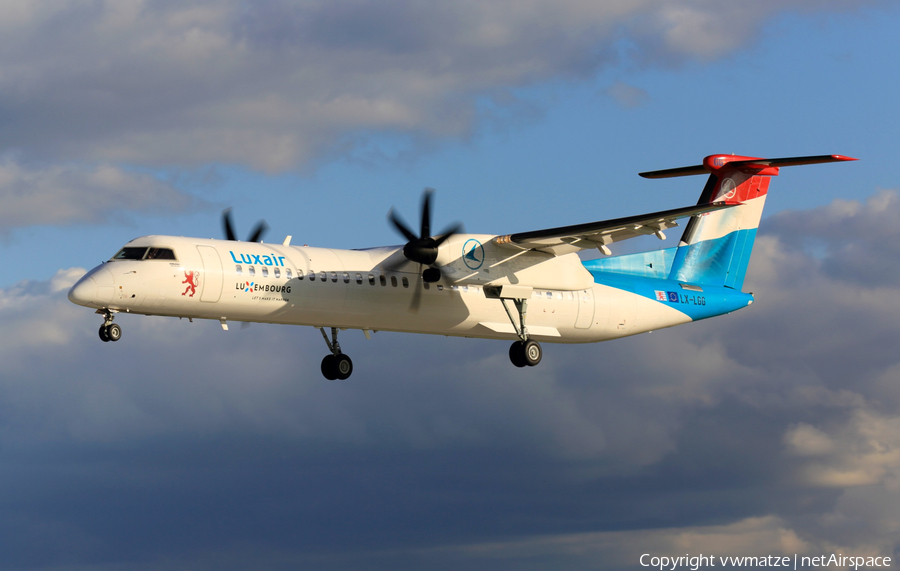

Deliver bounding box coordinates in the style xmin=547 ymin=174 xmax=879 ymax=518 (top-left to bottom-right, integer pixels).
xmin=655 ymin=290 xmax=667 ymax=301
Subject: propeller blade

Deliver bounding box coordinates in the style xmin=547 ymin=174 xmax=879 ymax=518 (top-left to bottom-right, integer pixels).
xmin=409 ymin=264 xmax=424 ymax=313
xmin=222 ymin=208 xmax=237 ymax=241
xmin=246 ymin=220 xmax=269 ymax=243
xmin=388 ymin=208 xmax=418 ymax=242
xmin=432 ymin=222 xmax=464 ymax=247
xmin=388 ymin=188 xmax=463 ymax=272
xmin=420 ymin=188 xmax=434 ymax=240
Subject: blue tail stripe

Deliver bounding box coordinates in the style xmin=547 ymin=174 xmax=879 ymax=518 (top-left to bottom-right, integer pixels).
xmin=582 ymin=248 xmax=678 ymax=279
xmin=724 ymin=228 xmax=756 ymax=289
xmin=670 ymin=228 xmax=757 ymax=288
xmin=583 ymin=228 xmax=758 ymax=290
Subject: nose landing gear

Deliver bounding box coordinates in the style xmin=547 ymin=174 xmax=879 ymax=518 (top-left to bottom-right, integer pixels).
xmin=319 ymin=327 xmax=353 ymax=380
xmin=96 ymin=309 xmax=121 ymax=342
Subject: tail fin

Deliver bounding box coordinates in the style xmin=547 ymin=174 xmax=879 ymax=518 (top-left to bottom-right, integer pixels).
xmin=640 ymin=154 xmax=856 ymax=289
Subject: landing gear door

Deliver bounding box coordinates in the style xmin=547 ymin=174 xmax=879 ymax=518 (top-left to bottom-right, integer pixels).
xmin=197 ymin=245 xmax=223 ymax=302
xmin=574 ymin=288 xmax=595 ymax=329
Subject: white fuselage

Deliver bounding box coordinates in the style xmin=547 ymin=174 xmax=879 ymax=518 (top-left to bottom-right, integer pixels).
xmin=68 ymin=234 xmax=692 ymax=343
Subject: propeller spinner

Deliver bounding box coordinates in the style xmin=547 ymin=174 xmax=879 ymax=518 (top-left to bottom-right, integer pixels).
xmin=387 ymin=188 xmax=463 ymax=311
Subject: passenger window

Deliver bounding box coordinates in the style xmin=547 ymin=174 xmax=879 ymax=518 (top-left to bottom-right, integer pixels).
xmin=331 ymin=272 xmax=337 ymax=283
xmin=342 ymin=272 xmax=349 ymax=284
xmin=356 ymin=273 xmax=362 ymax=284
xmin=262 ymin=267 xmax=269 ymax=278
xmin=145 ymin=247 xmax=177 ymax=260
xmin=248 ymin=266 xmax=256 ymax=277
xmin=402 ymin=277 xmax=409 ymax=288
xmin=546 ymin=291 xmax=552 ymax=299
xmin=308 ymin=271 xmax=315 ymax=281
xmin=319 ymin=271 xmax=327 ymax=282
xmin=437 ymin=284 xmax=443 ymax=291
xmin=567 ymin=292 xmax=574 ymax=300
xmin=368 ymin=274 xmax=375 ymax=285
xmin=236 ymin=265 xmax=242 ymax=275
xmin=286 ymin=268 xmax=293 ymax=279
xmin=424 ymin=282 xmax=430 ymax=290
xmin=274 ymin=268 xmax=280 ymax=278
xmin=379 ymin=275 xmax=386 ymax=286
xmin=390 ymin=276 xmax=397 ymax=287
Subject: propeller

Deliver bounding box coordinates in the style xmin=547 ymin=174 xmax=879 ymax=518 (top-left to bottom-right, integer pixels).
xmin=222 ymin=208 xmax=269 ymax=243
xmin=222 ymin=208 xmax=269 ymax=332
xmin=387 ymin=188 xmax=463 ymax=312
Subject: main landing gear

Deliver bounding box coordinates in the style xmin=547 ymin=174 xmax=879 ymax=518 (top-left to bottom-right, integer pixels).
xmin=509 ymin=339 xmax=542 ymax=368
xmin=96 ymin=309 xmax=121 ymax=342
xmin=319 ymin=327 xmax=353 ymax=380
xmin=501 ymin=297 xmax=542 ymax=368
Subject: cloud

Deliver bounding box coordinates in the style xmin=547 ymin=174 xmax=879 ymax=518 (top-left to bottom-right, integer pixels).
xmin=785 ymin=411 xmax=900 ymax=489
xmin=0 ymin=160 xmax=198 ymax=230
xmin=765 ymin=189 xmax=900 ymax=287
xmin=4 ymin=190 xmax=900 ymax=568
xmin=604 ymin=81 xmax=650 ymax=108
xmin=0 ymin=0 xmax=883 ymax=172
xmin=417 ymin=515 xmax=808 ymax=570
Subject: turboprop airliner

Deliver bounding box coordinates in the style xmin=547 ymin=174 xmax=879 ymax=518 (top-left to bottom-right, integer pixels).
xmin=68 ymin=154 xmax=854 ymax=380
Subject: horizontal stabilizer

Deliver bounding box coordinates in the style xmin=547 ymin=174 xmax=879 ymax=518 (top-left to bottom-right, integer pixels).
xmin=640 ymin=154 xmax=856 ymax=179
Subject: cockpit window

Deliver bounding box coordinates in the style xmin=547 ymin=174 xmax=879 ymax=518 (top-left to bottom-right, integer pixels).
xmin=145 ymin=247 xmax=177 ymax=260
xmin=110 ymin=246 xmax=177 ymax=261
xmin=111 ymin=247 xmax=148 ymax=260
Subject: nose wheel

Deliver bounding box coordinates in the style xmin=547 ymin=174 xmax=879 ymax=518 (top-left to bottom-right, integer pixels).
xmin=97 ymin=309 xmax=121 ymax=342
xmin=319 ymin=327 xmax=353 ymax=380
xmin=99 ymin=323 xmax=122 ymax=342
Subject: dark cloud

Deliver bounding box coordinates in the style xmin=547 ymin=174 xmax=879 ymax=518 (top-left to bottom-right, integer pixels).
xmin=2 ymin=188 xmax=900 ymax=569
xmin=765 ymin=189 xmax=900 ymax=287
xmin=0 ymin=0 xmax=885 ymax=172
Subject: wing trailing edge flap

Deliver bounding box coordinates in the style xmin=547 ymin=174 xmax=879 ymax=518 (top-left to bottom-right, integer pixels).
xmin=492 ymin=202 xmax=735 ymax=256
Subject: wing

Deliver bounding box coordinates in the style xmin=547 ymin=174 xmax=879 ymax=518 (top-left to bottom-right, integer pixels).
xmin=492 ymin=202 xmax=735 ymax=255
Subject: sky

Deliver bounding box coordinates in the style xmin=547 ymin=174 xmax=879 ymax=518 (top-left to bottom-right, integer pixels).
xmin=1 ymin=1 xmax=900 ymax=569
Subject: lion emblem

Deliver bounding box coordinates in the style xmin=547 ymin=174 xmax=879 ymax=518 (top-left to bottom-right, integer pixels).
xmin=182 ymin=270 xmax=200 ymax=297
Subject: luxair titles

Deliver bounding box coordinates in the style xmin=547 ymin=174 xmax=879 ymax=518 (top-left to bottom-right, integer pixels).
xmin=231 ymin=250 xmax=291 ymax=294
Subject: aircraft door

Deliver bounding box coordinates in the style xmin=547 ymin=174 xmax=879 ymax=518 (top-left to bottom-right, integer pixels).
xmin=574 ymin=288 xmax=595 ymax=329
xmin=196 ymin=245 xmax=223 ymax=302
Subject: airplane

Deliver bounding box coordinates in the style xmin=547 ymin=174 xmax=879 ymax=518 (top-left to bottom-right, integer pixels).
xmin=68 ymin=153 xmax=855 ymax=380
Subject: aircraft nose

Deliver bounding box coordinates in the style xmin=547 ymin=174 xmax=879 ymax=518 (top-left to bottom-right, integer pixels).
xmin=68 ymin=276 xmax=98 ymax=307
